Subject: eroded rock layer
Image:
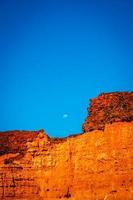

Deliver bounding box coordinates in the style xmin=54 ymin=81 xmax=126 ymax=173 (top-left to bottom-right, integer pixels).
xmin=82 ymin=92 xmax=133 ymax=132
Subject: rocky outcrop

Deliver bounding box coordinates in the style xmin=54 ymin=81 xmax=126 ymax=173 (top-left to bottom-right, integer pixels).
xmin=0 ymin=92 xmax=133 ymax=200
xmin=82 ymin=92 xmax=133 ymax=132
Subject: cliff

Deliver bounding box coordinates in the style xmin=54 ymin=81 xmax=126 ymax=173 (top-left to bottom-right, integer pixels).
xmin=82 ymin=92 xmax=133 ymax=132
xmin=0 ymin=92 xmax=133 ymax=200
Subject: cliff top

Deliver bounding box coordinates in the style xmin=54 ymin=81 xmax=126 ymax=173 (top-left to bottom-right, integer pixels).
xmin=0 ymin=91 xmax=132 ymax=157
xmin=82 ymin=91 xmax=133 ymax=132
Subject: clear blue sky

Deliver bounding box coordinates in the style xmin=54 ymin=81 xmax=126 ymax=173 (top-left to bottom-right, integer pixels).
xmin=0 ymin=0 xmax=133 ymax=137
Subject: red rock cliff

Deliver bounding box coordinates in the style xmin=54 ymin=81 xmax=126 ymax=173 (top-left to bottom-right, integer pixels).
xmin=0 ymin=92 xmax=133 ymax=200
xmin=82 ymin=92 xmax=133 ymax=132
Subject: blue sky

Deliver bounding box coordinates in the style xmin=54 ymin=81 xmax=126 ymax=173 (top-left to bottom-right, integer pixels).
xmin=0 ymin=0 xmax=133 ymax=137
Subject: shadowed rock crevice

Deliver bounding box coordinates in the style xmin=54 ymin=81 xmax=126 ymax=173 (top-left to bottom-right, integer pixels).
xmin=64 ymin=188 xmax=71 ymax=198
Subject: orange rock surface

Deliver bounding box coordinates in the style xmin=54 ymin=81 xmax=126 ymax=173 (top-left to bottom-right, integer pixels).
xmin=0 ymin=93 xmax=133 ymax=200
xmin=82 ymin=92 xmax=133 ymax=132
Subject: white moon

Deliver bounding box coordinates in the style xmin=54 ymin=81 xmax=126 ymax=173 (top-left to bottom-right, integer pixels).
xmin=62 ymin=114 xmax=68 ymax=118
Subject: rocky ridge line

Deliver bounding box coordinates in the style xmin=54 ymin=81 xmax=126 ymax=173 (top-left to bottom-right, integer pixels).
xmin=82 ymin=92 xmax=133 ymax=132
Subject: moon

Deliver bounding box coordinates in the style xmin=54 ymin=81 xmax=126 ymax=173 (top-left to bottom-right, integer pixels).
xmin=62 ymin=114 xmax=68 ymax=119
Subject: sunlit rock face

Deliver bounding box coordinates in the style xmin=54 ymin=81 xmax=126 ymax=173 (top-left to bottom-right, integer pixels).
xmin=82 ymin=92 xmax=133 ymax=132
xmin=0 ymin=92 xmax=133 ymax=200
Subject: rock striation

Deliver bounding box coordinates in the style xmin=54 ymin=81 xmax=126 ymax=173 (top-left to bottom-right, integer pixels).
xmin=0 ymin=92 xmax=133 ymax=200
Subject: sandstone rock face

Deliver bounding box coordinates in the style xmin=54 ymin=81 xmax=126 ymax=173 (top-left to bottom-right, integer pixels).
xmin=0 ymin=123 xmax=133 ymax=200
xmin=0 ymin=92 xmax=133 ymax=200
xmin=82 ymin=92 xmax=133 ymax=132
